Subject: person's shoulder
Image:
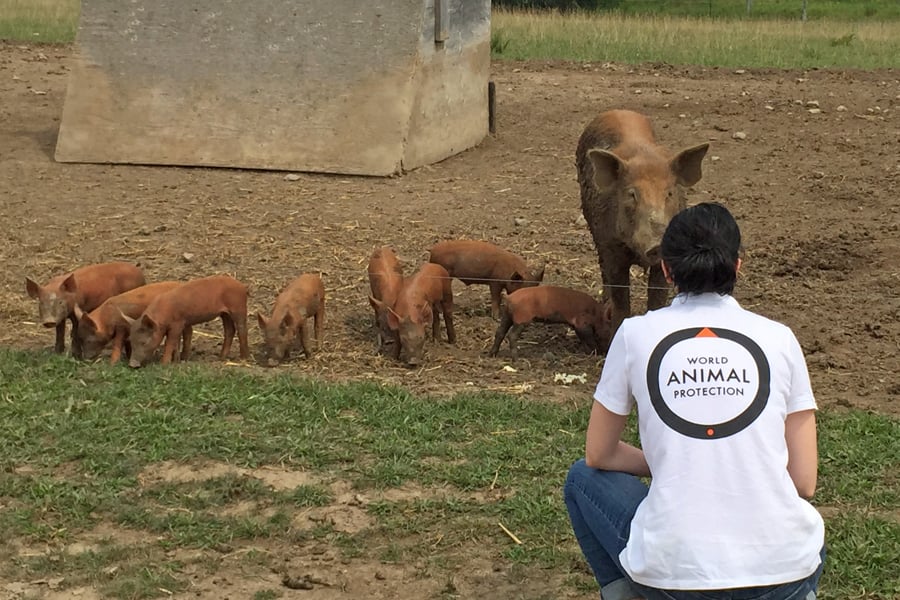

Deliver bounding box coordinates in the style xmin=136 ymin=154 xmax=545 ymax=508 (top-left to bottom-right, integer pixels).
xmin=733 ymin=303 xmax=796 ymax=338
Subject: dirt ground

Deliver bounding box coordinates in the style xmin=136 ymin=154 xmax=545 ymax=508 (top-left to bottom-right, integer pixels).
xmin=1 ymin=42 xmax=898 ymax=598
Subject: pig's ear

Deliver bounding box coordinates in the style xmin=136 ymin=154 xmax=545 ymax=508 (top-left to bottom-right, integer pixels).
xmin=588 ymin=149 xmax=625 ymax=191
xmin=60 ymin=273 xmax=78 ymax=294
xmin=671 ymin=143 xmax=709 ymax=187
xmin=511 ymin=271 xmax=524 ymax=282
xmin=257 ymin=312 xmax=268 ymax=331
xmin=534 ymin=263 xmax=546 ymax=282
xmin=369 ymin=296 xmax=386 ymax=311
xmin=140 ymin=314 xmax=157 ymax=330
xmin=118 ymin=308 xmax=136 ymax=327
xmin=25 ymin=277 xmax=41 ymax=299
xmin=280 ymin=314 xmax=294 ymax=331
xmin=386 ymin=307 xmax=400 ymax=330
xmin=79 ymin=312 xmax=96 ymax=332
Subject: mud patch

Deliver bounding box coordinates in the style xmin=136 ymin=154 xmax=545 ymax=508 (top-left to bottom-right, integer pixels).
xmin=139 ymin=460 xmax=319 ymax=491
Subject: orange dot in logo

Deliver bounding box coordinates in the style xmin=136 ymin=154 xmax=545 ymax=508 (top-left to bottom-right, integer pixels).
xmin=707 ymin=428 xmax=715 ymax=436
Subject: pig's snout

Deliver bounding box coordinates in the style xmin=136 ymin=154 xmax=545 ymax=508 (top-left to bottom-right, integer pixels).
xmin=405 ymin=355 xmax=422 ymax=368
xmin=266 ymin=357 xmax=281 ymax=368
xmin=128 ymin=358 xmax=142 ymax=369
xmin=644 ymin=245 xmax=662 ymax=263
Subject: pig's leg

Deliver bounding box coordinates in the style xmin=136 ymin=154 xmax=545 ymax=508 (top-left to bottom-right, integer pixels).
xmin=431 ymin=305 xmax=441 ymax=341
xmin=506 ymin=323 xmax=526 ymax=360
xmin=68 ymin=315 xmax=83 ymax=358
xmin=314 ymin=300 xmax=324 ymax=349
xmin=489 ymin=311 xmax=514 ymax=357
xmin=441 ymin=301 xmax=456 ymax=344
xmin=234 ymin=312 xmax=249 ymax=359
xmin=646 ymin=263 xmax=670 ymax=311
xmin=299 ymin=322 xmax=312 ymax=358
xmin=574 ymin=326 xmax=597 ymax=354
xmin=181 ymin=326 xmax=193 ymax=360
xmin=489 ymin=283 xmax=503 ymax=319
xmin=603 ymin=249 xmax=632 ymax=334
xmin=220 ymin=314 xmax=235 ymax=358
xmin=53 ymin=320 xmax=66 ymax=354
xmin=109 ymin=327 xmax=126 ymax=365
xmin=161 ymin=325 xmax=182 ymax=365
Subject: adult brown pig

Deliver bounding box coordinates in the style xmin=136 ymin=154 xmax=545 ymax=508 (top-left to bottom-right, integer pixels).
xmin=123 ymin=275 xmax=249 ymax=368
xmin=74 ymin=281 xmax=184 ymax=365
xmin=25 ymin=262 xmax=145 ymax=356
xmin=370 ymin=263 xmax=456 ymax=366
xmin=367 ymin=246 xmax=404 ymax=353
xmin=576 ymin=109 xmax=708 ymax=338
xmin=489 ymin=286 xmax=612 ymax=359
xmin=428 ymin=240 xmax=544 ymax=319
xmin=257 ymin=273 xmax=325 ymax=366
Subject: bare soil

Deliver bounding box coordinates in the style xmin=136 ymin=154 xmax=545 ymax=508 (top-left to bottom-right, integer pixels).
xmin=1 ymin=42 xmax=898 ymax=599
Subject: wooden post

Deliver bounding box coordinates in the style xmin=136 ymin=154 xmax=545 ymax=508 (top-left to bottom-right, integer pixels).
xmin=746 ymin=0 xmax=752 ymax=16
xmin=801 ymin=0 xmax=808 ymax=21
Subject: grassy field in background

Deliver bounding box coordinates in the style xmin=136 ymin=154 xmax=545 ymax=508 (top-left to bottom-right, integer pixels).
xmin=0 ymin=0 xmax=78 ymax=42
xmin=4 ymin=1 xmax=899 ymax=69
xmin=0 ymin=349 xmax=898 ymax=599
xmin=491 ymin=9 xmax=900 ymax=68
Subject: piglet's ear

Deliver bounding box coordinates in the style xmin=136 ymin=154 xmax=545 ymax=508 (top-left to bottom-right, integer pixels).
xmin=671 ymin=143 xmax=709 ymax=187
xmin=25 ymin=277 xmax=41 ymax=299
xmin=511 ymin=271 xmax=524 ymax=282
xmin=386 ymin=307 xmax=400 ymax=331
xmin=60 ymin=273 xmax=78 ymax=293
xmin=370 ymin=296 xmax=386 ymax=311
xmin=118 ymin=309 xmax=136 ymax=328
xmin=257 ymin=312 xmax=268 ymax=331
xmin=534 ymin=263 xmax=545 ymax=282
xmin=280 ymin=314 xmax=294 ymax=332
xmin=73 ymin=304 xmax=85 ymax=320
xmin=588 ymin=149 xmax=625 ymax=191
xmin=140 ymin=314 xmax=157 ymax=330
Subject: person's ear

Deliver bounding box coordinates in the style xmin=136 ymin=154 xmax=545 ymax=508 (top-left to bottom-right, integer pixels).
xmin=661 ymin=261 xmax=673 ymax=284
xmin=736 ymin=258 xmax=743 ymax=275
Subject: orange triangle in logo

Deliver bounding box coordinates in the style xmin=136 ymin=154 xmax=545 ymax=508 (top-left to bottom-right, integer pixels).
xmin=696 ymin=327 xmax=718 ymax=338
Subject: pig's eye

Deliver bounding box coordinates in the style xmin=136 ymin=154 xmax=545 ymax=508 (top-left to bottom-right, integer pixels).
xmin=625 ymin=189 xmax=638 ymax=206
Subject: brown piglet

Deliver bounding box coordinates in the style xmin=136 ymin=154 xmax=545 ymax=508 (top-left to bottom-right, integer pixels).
xmin=257 ymin=273 xmax=325 ymax=366
xmin=370 ymin=263 xmax=456 ymax=366
xmin=490 ymin=286 xmax=612 ymax=359
xmin=576 ymin=109 xmax=708 ymax=334
xmin=123 ymin=275 xmax=249 ymax=368
xmin=428 ymin=240 xmax=544 ymax=319
xmin=367 ymin=246 xmax=404 ymax=352
xmin=25 ymin=262 xmax=145 ymax=355
xmin=74 ymin=281 xmax=184 ymax=365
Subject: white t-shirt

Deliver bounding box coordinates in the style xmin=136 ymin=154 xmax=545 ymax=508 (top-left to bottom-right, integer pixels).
xmin=594 ymin=293 xmax=825 ymax=590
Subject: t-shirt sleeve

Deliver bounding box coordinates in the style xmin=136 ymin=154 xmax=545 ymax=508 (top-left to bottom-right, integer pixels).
xmin=785 ymin=329 xmax=817 ymax=414
xmin=593 ymin=322 xmax=634 ymax=416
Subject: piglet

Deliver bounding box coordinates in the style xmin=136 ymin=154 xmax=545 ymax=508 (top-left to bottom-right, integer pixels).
xmin=25 ymin=262 xmax=145 ymax=355
xmin=257 ymin=273 xmax=325 ymax=366
xmin=123 ymin=275 xmax=249 ymax=368
xmin=370 ymin=263 xmax=455 ymax=366
xmin=74 ymin=281 xmax=184 ymax=365
xmin=428 ymin=240 xmax=544 ymax=319
xmin=367 ymin=246 xmax=404 ymax=352
xmin=489 ymin=286 xmax=612 ymax=359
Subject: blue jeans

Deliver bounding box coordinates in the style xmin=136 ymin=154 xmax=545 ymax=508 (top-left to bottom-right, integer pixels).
xmin=564 ymin=459 xmax=826 ymax=600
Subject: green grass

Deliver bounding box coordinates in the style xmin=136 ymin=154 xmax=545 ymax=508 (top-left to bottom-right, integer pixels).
xmin=0 ymin=0 xmax=78 ymax=42
xmin=0 ymin=348 xmax=897 ymax=599
xmin=492 ymin=9 xmax=900 ymax=68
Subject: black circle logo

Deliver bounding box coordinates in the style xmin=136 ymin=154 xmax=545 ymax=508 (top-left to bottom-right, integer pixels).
xmin=646 ymin=327 xmax=770 ymax=440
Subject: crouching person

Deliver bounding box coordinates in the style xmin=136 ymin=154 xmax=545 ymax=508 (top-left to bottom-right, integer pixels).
xmin=564 ymin=203 xmax=825 ymax=600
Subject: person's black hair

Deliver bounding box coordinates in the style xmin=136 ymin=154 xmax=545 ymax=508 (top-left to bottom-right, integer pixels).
xmin=660 ymin=202 xmax=741 ymax=295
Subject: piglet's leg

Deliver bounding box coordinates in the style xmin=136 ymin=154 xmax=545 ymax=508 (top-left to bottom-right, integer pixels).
xmin=181 ymin=326 xmax=193 ymax=361
xmin=54 ymin=321 xmax=66 ymax=354
xmin=489 ymin=283 xmax=503 ymax=320
xmin=234 ymin=312 xmax=249 ymax=359
xmin=441 ymin=302 xmax=456 ymax=344
xmin=506 ymin=323 xmax=526 ymax=360
xmin=220 ymin=314 xmax=235 ymax=358
xmin=109 ymin=327 xmax=126 ymax=365
xmin=489 ymin=311 xmax=514 ymax=357
xmin=314 ymin=301 xmax=325 ymax=349
xmin=161 ymin=326 xmax=182 ymax=365
xmin=299 ymin=322 xmax=313 ymax=358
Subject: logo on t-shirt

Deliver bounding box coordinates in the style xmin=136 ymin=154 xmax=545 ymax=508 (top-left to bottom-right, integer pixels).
xmin=646 ymin=327 xmax=770 ymax=439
